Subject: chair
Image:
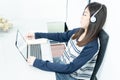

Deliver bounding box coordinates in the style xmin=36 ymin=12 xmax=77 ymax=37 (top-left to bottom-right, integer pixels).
xmin=90 ymin=29 xmax=109 ymax=80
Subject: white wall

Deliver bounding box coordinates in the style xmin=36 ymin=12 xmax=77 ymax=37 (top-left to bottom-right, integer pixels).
xmin=0 ymin=0 xmax=88 ymax=30
xmin=66 ymin=0 xmax=88 ymax=29
xmin=0 ymin=0 xmax=66 ymax=28
xmin=91 ymin=0 xmax=120 ymax=80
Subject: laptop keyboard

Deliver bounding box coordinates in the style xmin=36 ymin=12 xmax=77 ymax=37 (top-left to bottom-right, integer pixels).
xmin=30 ymin=44 xmax=42 ymax=59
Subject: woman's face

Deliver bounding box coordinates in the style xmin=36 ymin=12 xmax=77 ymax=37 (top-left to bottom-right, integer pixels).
xmin=80 ymin=7 xmax=90 ymax=29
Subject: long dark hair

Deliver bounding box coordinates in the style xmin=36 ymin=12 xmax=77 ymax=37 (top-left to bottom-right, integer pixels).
xmin=72 ymin=2 xmax=107 ymax=46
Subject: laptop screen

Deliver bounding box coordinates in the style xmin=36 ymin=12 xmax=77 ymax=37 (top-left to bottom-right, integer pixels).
xmin=15 ymin=30 xmax=28 ymax=61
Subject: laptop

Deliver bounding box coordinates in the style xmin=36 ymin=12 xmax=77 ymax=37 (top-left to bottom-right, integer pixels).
xmin=15 ymin=30 xmax=46 ymax=61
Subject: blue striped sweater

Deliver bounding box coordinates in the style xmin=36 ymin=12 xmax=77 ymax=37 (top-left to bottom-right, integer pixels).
xmin=33 ymin=28 xmax=100 ymax=80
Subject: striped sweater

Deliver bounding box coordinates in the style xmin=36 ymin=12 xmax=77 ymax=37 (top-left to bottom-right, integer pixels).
xmin=60 ymin=38 xmax=100 ymax=79
xmin=33 ymin=28 xmax=100 ymax=80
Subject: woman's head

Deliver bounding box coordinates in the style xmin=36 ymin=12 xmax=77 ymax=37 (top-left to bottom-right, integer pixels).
xmin=81 ymin=2 xmax=107 ymax=31
xmin=72 ymin=2 xmax=107 ymax=46
xmin=87 ymin=2 xmax=107 ymax=33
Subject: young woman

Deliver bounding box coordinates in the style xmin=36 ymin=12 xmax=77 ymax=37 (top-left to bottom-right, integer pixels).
xmin=27 ymin=2 xmax=107 ymax=80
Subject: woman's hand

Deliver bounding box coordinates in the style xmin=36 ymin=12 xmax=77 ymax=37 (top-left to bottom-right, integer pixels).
xmin=25 ymin=32 xmax=35 ymax=40
xmin=27 ymin=56 xmax=36 ymax=66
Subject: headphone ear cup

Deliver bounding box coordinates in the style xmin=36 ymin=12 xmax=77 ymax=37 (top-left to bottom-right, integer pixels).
xmin=90 ymin=16 xmax=96 ymax=23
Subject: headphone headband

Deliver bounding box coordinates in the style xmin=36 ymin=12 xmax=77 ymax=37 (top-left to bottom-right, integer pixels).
xmin=90 ymin=4 xmax=103 ymax=23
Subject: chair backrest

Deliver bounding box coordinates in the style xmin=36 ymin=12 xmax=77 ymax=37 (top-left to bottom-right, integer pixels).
xmin=90 ymin=29 xmax=109 ymax=80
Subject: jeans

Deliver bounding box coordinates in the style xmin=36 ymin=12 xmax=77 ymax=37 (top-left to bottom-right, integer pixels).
xmin=53 ymin=57 xmax=77 ymax=80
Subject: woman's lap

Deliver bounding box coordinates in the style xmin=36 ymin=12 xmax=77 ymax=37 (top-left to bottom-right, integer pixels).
xmin=53 ymin=57 xmax=77 ymax=80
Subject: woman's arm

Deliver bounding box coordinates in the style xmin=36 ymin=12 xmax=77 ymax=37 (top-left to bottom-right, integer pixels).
xmin=35 ymin=28 xmax=79 ymax=42
xmin=32 ymin=39 xmax=99 ymax=74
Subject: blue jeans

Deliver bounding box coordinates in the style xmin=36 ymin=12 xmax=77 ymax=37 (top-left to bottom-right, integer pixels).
xmin=53 ymin=57 xmax=77 ymax=80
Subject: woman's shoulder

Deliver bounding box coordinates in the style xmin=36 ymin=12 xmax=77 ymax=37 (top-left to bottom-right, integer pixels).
xmin=85 ymin=38 xmax=99 ymax=49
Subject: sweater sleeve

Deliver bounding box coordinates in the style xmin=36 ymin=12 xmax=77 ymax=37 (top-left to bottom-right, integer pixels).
xmin=35 ymin=28 xmax=79 ymax=42
xmin=33 ymin=39 xmax=99 ymax=74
